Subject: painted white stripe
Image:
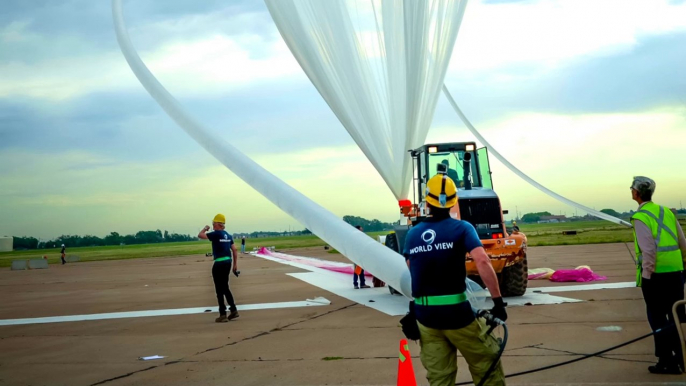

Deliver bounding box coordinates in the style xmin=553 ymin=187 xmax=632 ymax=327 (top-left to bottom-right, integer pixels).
xmin=461 ymin=282 xmax=637 ymax=299
xmin=528 ymin=281 xmax=636 ymax=293
xmin=0 ymin=300 xmax=330 ymax=327
xmin=256 ymin=252 xmax=411 ymax=315
xmin=257 ymin=253 xmax=582 ymax=315
xmin=289 ymin=272 xmax=410 ymax=316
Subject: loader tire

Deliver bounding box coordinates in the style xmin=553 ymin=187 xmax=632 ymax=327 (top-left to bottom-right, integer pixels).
xmin=385 ymin=233 xmax=402 ymax=296
xmin=500 ymin=254 xmax=528 ymax=297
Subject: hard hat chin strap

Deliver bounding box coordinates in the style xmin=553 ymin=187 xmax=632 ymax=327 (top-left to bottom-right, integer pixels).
xmin=427 ymin=175 xmax=456 ymax=208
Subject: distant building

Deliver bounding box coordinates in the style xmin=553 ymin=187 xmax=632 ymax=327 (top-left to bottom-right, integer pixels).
xmin=538 ymin=215 xmax=568 ymax=224
xmin=0 ymin=236 xmax=13 ymax=252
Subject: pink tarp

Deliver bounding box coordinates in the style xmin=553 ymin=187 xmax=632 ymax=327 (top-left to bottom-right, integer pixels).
xmin=257 ymin=247 xmax=372 ymax=276
xmin=549 ymin=267 xmax=607 ymax=283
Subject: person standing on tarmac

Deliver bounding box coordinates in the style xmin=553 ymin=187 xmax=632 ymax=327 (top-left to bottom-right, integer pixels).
xmin=241 ymin=236 xmax=246 ymax=254
xmin=630 ymin=176 xmax=686 ymax=374
xmin=199 ymin=214 xmax=240 ymax=323
xmin=60 ymin=244 xmax=66 ymax=265
xmin=353 ymin=225 xmax=370 ymax=289
xmin=404 ymin=174 xmax=507 ymax=386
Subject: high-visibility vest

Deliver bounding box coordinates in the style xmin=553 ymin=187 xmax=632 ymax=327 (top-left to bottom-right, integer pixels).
xmin=631 ymin=202 xmax=683 ymax=286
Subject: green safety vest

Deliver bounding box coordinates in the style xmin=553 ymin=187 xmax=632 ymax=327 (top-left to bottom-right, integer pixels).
xmin=631 ymin=202 xmax=683 ymax=286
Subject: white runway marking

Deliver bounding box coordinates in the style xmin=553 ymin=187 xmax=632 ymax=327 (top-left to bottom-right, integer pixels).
xmin=529 ymin=281 xmax=636 ymax=293
xmin=0 ymin=299 xmax=330 ymax=327
xmin=255 ymin=253 xmax=591 ymax=315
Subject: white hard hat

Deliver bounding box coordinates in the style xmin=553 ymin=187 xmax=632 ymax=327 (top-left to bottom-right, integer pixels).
xmin=61 ymin=244 xmax=65 ymax=247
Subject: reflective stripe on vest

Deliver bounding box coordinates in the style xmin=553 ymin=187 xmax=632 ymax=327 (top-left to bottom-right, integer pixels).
xmin=214 ymin=256 xmax=232 ymax=263
xmin=631 ymin=202 xmax=683 ymax=286
xmin=414 ymin=293 xmax=467 ymax=306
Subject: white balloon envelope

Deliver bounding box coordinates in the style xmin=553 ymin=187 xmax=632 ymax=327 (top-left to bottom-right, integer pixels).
xmin=266 ymin=0 xmax=468 ymax=200
xmin=112 ymin=0 xmax=476 ymax=298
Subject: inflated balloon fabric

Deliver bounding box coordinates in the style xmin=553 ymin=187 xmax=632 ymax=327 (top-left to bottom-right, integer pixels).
xmin=112 ymin=0 xmax=413 ymax=297
xmin=266 ymin=0 xmax=467 ymax=200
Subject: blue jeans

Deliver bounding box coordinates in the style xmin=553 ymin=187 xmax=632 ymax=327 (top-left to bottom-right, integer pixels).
xmin=241 ymin=244 xmax=245 ymax=253
xmin=353 ymin=266 xmax=366 ymax=287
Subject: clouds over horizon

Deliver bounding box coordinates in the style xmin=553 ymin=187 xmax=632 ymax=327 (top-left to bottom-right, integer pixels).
xmin=1 ymin=0 xmax=685 ymax=238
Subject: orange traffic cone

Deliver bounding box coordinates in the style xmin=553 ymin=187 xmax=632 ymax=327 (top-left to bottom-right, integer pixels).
xmin=397 ymin=339 xmax=417 ymax=386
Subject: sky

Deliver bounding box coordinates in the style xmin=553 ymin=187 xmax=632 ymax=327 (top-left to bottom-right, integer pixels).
xmin=1 ymin=0 xmax=685 ymax=240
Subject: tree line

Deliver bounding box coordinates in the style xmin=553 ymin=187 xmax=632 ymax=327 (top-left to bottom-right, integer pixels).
xmin=343 ymin=215 xmax=398 ymax=232
xmin=12 ymin=230 xmax=195 ymax=250
xmin=10 ymin=215 xmax=398 ymax=250
xmin=519 ymin=208 xmax=686 ymax=223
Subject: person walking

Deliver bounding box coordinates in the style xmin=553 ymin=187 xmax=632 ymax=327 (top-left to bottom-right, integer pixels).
xmin=60 ymin=244 xmax=66 ymax=265
xmin=241 ymin=236 xmax=246 ymax=254
xmin=630 ymin=176 xmax=686 ymax=374
xmin=199 ymin=213 xmax=240 ymax=323
xmin=353 ymin=225 xmax=370 ymax=289
xmin=404 ymin=174 xmax=507 ymax=386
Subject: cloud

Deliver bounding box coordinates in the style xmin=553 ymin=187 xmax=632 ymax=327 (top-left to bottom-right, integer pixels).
xmin=0 ymin=0 xmax=291 ymax=100
xmin=2 ymin=0 xmax=686 ymax=239
xmin=0 ymin=79 xmax=353 ymax=165
xmin=452 ymin=0 xmax=686 ymax=73
xmin=427 ymin=106 xmax=686 ymax=216
xmin=5 ymin=0 xmax=686 ymax=102
xmin=0 ymin=144 xmax=398 ymax=239
xmin=442 ymin=30 xmax=686 ymax=122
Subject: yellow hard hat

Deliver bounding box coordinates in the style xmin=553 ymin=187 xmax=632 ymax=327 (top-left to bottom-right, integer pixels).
xmin=213 ymin=213 xmax=226 ymax=224
xmin=425 ymin=174 xmax=457 ymax=208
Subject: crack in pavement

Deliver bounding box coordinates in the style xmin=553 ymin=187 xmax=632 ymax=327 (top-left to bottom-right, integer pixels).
xmin=88 ymin=302 xmax=357 ymax=386
xmin=90 ymin=366 xmax=158 ymax=386
xmin=529 ymin=344 xmax=653 ymax=364
xmin=282 ymin=325 xmax=394 ymax=331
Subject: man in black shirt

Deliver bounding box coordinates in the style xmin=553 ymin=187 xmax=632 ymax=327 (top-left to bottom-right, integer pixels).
xmin=199 ymin=213 xmax=239 ymax=323
xmin=60 ymin=244 xmax=66 ymax=265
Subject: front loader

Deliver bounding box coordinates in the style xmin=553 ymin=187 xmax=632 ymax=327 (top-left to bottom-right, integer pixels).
xmin=385 ymin=142 xmax=528 ymax=297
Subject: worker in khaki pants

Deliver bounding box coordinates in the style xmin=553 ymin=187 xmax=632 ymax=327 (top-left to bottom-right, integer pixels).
xmin=404 ymin=174 xmax=506 ymax=386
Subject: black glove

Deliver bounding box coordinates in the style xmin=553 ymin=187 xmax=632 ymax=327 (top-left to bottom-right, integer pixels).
xmin=399 ymin=301 xmax=421 ymax=341
xmin=490 ymin=297 xmax=508 ymax=322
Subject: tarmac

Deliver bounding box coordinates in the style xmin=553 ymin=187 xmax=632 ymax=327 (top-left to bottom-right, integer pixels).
xmin=0 ymin=243 xmax=684 ymax=386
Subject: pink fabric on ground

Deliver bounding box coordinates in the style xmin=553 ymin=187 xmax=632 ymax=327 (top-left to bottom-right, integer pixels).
xmin=549 ymin=267 xmax=607 ymax=283
xmin=256 ymin=247 xmax=373 ymax=276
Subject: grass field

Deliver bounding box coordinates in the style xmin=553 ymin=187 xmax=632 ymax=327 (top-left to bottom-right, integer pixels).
xmin=2 ymin=220 xmax=683 ymax=267
xmin=518 ymin=220 xmax=633 ymax=246
xmin=0 ymin=235 xmax=329 ymax=268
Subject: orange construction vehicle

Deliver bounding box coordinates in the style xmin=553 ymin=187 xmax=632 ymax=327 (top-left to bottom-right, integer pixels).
xmin=385 ymin=142 xmax=528 ymax=297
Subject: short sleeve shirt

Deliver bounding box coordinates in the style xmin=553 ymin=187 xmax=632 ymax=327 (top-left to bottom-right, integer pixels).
xmin=206 ymin=230 xmax=234 ymax=260
xmin=403 ymin=216 xmax=483 ymax=330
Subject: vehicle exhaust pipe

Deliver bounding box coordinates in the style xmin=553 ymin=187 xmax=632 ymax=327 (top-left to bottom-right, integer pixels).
xmin=463 ymin=152 xmax=472 ymax=190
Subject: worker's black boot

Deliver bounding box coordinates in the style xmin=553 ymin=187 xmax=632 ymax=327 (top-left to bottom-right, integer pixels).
xmin=648 ymin=361 xmax=682 ymax=374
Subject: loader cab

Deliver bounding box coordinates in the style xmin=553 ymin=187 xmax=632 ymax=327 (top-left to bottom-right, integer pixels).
xmin=410 ymin=142 xmax=504 ymax=239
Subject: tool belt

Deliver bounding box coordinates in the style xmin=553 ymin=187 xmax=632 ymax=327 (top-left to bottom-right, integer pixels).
xmin=400 ymin=301 xmax=420 ymax=341
xmin=414 ymin=293 xmax=467 ymax=306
